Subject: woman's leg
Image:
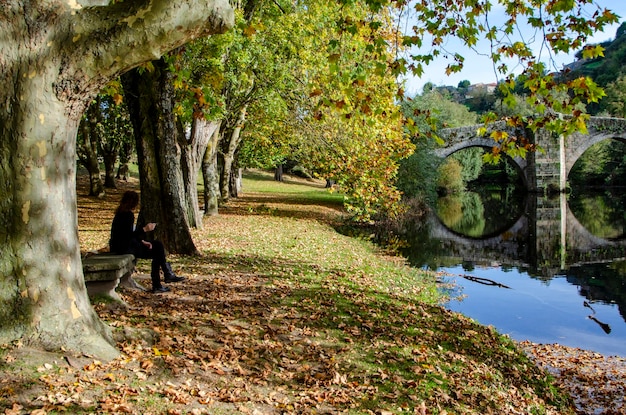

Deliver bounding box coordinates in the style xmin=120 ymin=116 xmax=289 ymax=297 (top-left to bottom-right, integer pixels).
xmin=150 ymin=241 xmax=184 ymax=282
xmin=150 ymin=240 xmax=167 ymax=274
xmin=135 ymin=243 xmax=169 ymax=292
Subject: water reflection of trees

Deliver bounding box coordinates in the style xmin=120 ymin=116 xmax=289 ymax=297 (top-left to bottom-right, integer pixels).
xmin=568 ymin=190 xmax=626 ymax=240
xmin=435 ymin=185 xmax=524 ymax=238
xmin=429 ymin=189 xmax=626 ymax=322
xmin=394 ymin=186 xmax=626 ymax=322
xmin=436 ymin=192 xmax=485 ymax=237
xmin=565 ymin=262 xmax=626 ymax=322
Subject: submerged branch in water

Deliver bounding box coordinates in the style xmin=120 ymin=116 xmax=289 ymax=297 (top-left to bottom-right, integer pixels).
xmin=460 ymin=274 xmax=511 ymax=289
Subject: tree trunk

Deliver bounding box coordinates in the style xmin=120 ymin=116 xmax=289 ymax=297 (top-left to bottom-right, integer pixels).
xmin=219 ymin=105 xmax=247 ymax=202
xmin=202 ymin=124 xmax=222 ymax=216
xmin=187 ymin=117 xmax=221 ymax=221
xmin=182 ymin=118 xmax=221 ymax=227
xmin=116 ymin=140 xmax=134 ymax=181
xmin=100 ymin=97 xmax=133 ymax=188
xmin=275 ymin=164 xmax=284 ymax=182
xmin=230 ymin=166 xmax=242 ymax=198
xmin=122 ymin=59 xmax=198 ymax=255
xmin=0 ymin=0 xmax=233 ymax=359
xmin=0 ymin=67 xmax=118 ymax=360
xmin=78 ymin=102 xmax=105 ymax=197
xmin=102 ymin=151 xmax=118 ymax=189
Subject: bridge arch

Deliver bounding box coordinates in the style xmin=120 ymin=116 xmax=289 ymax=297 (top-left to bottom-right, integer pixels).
xmin=564 ymin=118 xmax=626 ymax=178
xmin=434 ymin=121 xmax=530 ymax=188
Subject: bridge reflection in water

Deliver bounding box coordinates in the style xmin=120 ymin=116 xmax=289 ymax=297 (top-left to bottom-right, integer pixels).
xmin=429 ymin=193 xmax=626 ymax=278
xmin=406 ymin=192 xmax=626 ymax=356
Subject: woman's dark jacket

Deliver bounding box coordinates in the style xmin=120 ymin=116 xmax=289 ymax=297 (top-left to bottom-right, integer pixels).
xmin=109 ymin=211 xmax=146 ymax=255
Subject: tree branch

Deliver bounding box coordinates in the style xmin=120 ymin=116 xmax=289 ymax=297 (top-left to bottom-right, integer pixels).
xmin=68 ymin=0 xmax=234 ymax=84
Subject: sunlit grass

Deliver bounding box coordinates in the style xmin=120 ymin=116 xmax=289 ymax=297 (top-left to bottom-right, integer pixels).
xmin=241 ymin=169 xmax=345 ymax=205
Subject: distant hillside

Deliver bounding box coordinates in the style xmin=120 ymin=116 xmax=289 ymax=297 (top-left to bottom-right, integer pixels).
xmin=417 ymin=23 xmax=626 ymax=116
xmin=566 ymin=21 xmax=626 ymax=87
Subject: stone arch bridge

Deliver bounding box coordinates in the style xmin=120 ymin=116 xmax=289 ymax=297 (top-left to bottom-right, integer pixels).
xmin=434 ymin=116 xmax=626 ymax=192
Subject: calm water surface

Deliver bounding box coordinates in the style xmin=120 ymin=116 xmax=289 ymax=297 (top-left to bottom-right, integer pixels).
xmin=400 ymin=187 xmax=626 ymax=357
xmin=442 ymin=264 xmax=626 ymax=357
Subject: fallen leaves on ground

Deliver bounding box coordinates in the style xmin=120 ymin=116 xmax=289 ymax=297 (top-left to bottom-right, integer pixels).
xmin=0 ymin=171 xmax=621 ymax=414
xmin=520 ymin=341 xmax=626 ymax=415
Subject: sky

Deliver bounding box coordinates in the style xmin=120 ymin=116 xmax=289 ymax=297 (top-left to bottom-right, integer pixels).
xmin=403 ymin=1 xmax=626 ymax=96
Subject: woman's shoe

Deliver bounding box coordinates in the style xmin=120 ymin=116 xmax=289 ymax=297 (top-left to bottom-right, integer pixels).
xmin=165 ymin=275 xmax=185 ymax=283
xmin=164 ymin=263 xmax=185 ymax=283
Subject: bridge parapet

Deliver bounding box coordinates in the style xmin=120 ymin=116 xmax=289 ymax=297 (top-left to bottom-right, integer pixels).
xmin=586 ymin=116 xmax=626 ymax=134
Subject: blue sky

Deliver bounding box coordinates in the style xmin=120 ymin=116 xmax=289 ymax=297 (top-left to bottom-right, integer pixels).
xmin=404 ymin=1 xmax=626 ymax=95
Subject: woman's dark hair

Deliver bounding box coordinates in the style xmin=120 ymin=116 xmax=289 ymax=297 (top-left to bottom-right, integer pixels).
xmin=116 ymin=191 xmax=140 ymax=214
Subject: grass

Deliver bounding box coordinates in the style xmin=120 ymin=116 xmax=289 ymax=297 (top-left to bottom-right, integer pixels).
xmin=0 ymin=169 xmax=576 ymax=414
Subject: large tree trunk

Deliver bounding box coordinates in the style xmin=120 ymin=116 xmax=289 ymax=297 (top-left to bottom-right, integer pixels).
xmin=0 ymin=66 xmax=118 ymax=360
xmin=0 ymin=0 xmax=233 ymax=359
xmin=202 ymin=124 xmax=222 ymax=216
xmin=122 ymin=59 xmax=198 ymax=255
xmin=219 ymin=105 xmax=247 ymax=202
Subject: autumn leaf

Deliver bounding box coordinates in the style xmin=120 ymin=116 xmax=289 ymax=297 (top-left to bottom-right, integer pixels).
xmin=112 ymin=93 xmax=123 ymax=105
xmin=581 ymin=44 xmax=605 ymax=59
xmin=490 ymin=130 xmax=509 ymax=142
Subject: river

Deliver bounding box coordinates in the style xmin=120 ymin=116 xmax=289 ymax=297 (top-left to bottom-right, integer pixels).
xmin=399 ymin=187 xmax=626 ymax=357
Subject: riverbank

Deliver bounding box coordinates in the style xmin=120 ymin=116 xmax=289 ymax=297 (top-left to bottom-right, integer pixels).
xmin=0 ymin=169 xmax=613 ymax=414
xmin=520 ymin=341 xmax=625 ymax=414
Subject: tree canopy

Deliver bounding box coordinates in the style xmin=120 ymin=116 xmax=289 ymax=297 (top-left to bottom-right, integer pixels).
xmin=393 ymin=0 xmax=617 ymax=149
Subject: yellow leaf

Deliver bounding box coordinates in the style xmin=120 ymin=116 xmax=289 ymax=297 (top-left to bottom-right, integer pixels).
xmin=153 ymin=347 xmax=170 ymax=356
xmin=490 ymin=130 xmax=508 ymax=141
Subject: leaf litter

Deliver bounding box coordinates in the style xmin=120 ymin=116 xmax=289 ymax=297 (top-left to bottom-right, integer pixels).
xmin=0 ymin=170 xmax=624 ymax=414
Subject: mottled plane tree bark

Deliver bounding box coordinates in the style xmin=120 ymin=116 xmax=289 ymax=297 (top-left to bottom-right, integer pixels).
xmin=0 ymin=0 xmax=233 ymax=360
xmin=202 ymin=122 xmax=222 ymax=216
xmin=185 ymin=117 xmax=221 ymax=223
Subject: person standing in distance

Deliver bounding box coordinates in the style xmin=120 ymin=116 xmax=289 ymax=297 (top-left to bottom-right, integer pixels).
xmin=109 ymin=190 xmax=184 ymax=293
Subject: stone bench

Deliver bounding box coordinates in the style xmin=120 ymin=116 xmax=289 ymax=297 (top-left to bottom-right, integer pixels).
xmin=82 ymin=254 xmax=146 ymax=302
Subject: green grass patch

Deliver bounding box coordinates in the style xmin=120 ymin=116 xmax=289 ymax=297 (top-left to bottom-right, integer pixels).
xmin=242 ymin=169 xmax=345 ymax=204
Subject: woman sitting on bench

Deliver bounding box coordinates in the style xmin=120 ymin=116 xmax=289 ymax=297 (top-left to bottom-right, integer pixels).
xmin=109 ymin=190 xmax=184 ymax=293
